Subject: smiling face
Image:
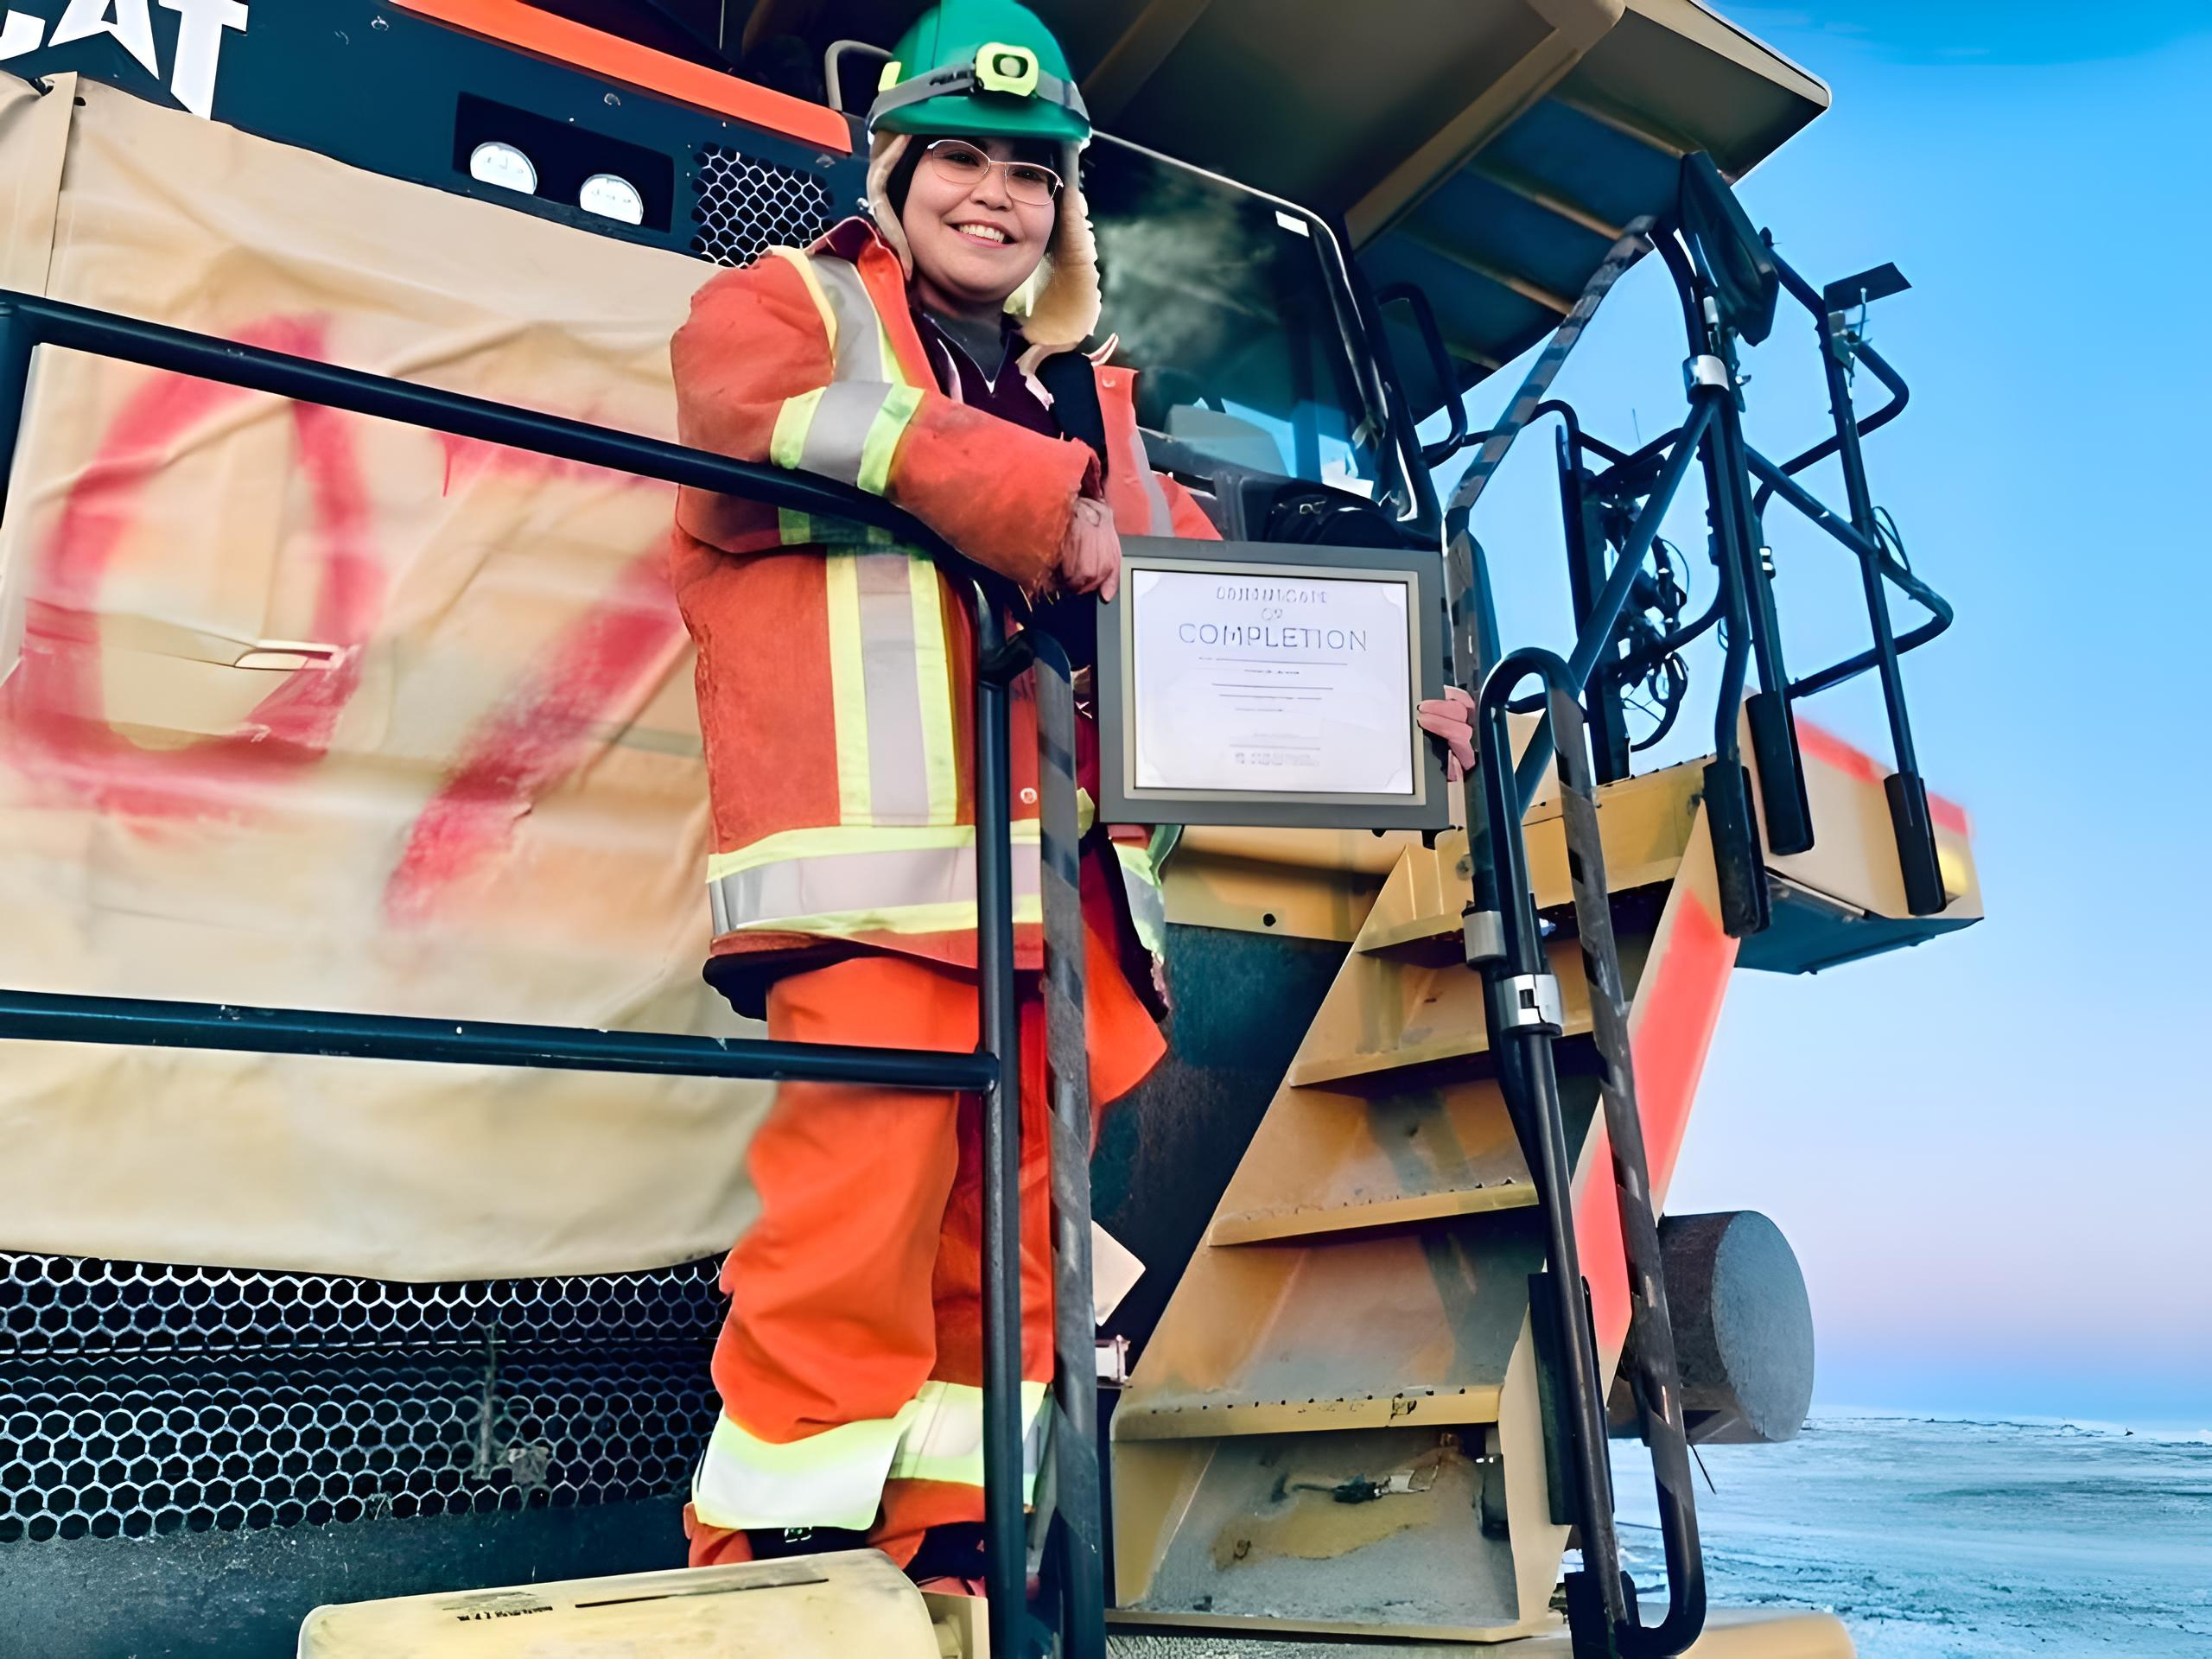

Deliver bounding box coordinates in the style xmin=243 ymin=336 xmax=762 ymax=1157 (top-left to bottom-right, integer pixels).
xmin=899 ymin=135 xmax=1058 ymax=319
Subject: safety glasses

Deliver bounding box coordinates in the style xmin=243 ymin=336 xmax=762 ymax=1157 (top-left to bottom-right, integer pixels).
xmin=921 ymin=139 xmax=1063 ymax=207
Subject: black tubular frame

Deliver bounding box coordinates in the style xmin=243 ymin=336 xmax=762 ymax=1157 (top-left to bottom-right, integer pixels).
xmin=0 ymin=290 xmax=1096 ymax=1659
xmin=1450 ymin=162 xmax=1958 ymax=1657
xmin=1468 ymin=650 xmax=1704 ymax=1656
xmin=1522 ymin=228 xmax=1955 ymax=935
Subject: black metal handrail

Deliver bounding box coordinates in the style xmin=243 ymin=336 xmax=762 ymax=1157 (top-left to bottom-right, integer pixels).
xmin=1744 ymin=445 xmax=1953 ymax=698
xmin=1449 ymin=162 xmax=1962 ymax=1658
xmin=1505 ymin=396 xmax=1718 ymax=813
xmin=1747 ymin=341 xmax=1909 ymax=512
xmin=1757 ymin=247 xmax=1949 ymax=913
xmin=1523 ymin=221 xmax=1958 ymax=935
xmin=1467 ymin=648 xmax=1705 ymax=1656
xmin=0 ymin=289 xmax=1095 ymax=1659
xmin=0 ymin=990 xmax=1000 ymax=1090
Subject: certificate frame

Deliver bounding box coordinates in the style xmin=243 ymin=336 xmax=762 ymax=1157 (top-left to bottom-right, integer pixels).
xmin=1095 ymin=537 xmax=1451 ymax=830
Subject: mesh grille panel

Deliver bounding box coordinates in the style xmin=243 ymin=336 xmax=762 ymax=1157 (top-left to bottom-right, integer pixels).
xmin=0 ymin=1254 xmax=724 ymax=1546
xmin=690 ymin=143 xmax=837 ymax=266
xmin=3 ymin=1252 xmax=724 ymax=1355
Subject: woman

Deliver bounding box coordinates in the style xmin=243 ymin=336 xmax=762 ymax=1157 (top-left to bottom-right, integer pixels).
xmin=666 ymin=0 xmax=1217 ymax=1590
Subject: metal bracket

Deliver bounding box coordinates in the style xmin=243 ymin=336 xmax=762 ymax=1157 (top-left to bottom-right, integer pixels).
xmin=1095 ymin=1336 xmax=1130 ymax=1387
xmin=1497 ymin=971 xmax=1564 ymax=1034
xmin=1462 ymin=906 xmax=1505 ymax=966
xmin=1684 ymin=353 xmax=1730 ymax=395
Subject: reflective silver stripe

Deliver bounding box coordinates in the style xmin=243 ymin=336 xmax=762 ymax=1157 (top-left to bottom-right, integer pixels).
xmin=1137 ymin=458 xmax=1173 ymax=533
xmin=810 ymin=256 xmax=890 ymax=385
xmin=692 ymin=1407 xmax=912 ymax=1532
xmin=712 ymin=838 xmax=1041 ymax=932
xmin=693 ymin=1378 xmax=1048 ymax=1530
xmin=856 ymin=552 xmax=933 ymax=822
xmin=799 ymin=379 xmax=894 ymax=488
xmin=1122 ymin=423 xmax=1174 ymax=533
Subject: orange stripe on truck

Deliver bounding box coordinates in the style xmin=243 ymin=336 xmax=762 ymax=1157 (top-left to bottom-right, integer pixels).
xmin=391 ymin=0 xmax=853 ymax=154
xmin=1793 ymin=715 xmax=1971 ymax=837
xmin=1579 ymin=887 xmax=1737 ymax=1355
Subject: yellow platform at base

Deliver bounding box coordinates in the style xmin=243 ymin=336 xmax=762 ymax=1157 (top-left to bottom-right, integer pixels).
xmin=1102 ymin=1609 xmax=1852 ymax=1656
xmin=1510 ymin=1610 xmax=1853 ymax=1658
xmin=297 ymin=1548 xmax=965 ymax=1659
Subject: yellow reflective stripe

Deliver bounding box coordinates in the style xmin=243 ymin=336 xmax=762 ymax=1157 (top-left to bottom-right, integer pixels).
xmin=906 ymin=562 xmax=959 ymax=825
xmin=887 ymin=1379 xmax=1050 ymax=1491
xmin=770 ymin=386 xmax=823 ymax=471
xmin=1115 ymin=841 xmax=1167 ymax=954
xmin=1077 ymin=787 xmax=1097 ymax=837
xmin=778 ymin=507 xmax=814 ymax=543
xmin=691 ymin=1403 xmax=914 ymax=1532
xmin=766 ymin=245 xmax=838 ymax=353
xmin=707 ymin=821 xmax=1039 ymax=883
xmin=823 ymin=554 xmax=872 ymax=822
xmin=858 ymin=385 xmax=924 ymax=497
xmin=722 ymin=894 xmax=1043 ymax=939
xmin=694 ymin=1378 xmax=1051 ymax=1529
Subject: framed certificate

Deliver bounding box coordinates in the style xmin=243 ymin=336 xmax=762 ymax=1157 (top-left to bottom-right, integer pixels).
xmin=1096 ymin=538 xmax=1451 ymax=830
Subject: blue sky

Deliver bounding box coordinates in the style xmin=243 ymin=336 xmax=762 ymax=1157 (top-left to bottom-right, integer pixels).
xmin=1435 ymin=5 xmax=2212 ymax=1426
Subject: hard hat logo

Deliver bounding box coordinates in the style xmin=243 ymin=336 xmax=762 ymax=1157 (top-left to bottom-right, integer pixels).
xmin=868 ymin=0 xmax=1090 ymax=145
xmin=976 ymin=43 xmax=1039 ymax=98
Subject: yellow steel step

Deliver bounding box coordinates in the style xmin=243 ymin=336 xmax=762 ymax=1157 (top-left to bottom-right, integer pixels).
xmin=1111 ymin=1382 xmax=1504 ymax=1440
xmin=1209 ymin=1178 xmax=1536 ymax=1245
xmin=1286 ymin=939 xmax=1594 ymax=1090
xmin=1113 ymin=1219 xmax=1541 ymax=1443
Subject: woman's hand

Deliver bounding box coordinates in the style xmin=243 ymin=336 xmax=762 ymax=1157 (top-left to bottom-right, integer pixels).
xmin=1056 ymin=495 xmax=1122 ymax=603
xmin=1416 ymin=684 xmax=1477 ymax=780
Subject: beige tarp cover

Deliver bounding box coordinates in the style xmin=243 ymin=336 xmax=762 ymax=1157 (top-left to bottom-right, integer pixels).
xmin=0 ymin=77 xmax=774 ymax=1281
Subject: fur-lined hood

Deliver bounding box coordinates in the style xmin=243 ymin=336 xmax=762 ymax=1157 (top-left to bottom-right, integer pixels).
xmin=864 ymin=130 xmax=1102 ymax=372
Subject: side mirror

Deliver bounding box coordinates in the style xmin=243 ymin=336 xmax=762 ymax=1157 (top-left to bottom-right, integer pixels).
xmin=1376 ymin=282 xmax=1468 ymax=469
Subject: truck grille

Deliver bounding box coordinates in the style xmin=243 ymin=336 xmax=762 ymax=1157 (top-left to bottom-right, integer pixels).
xmin=690 ymin=143 xmax=838 ymax=267
xmin=0 ymin=1253 xmax=725 ymax=1545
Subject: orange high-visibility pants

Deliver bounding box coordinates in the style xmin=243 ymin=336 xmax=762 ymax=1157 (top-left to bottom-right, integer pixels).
xmin=686 ymin=898 xmax=1164 ymax=1569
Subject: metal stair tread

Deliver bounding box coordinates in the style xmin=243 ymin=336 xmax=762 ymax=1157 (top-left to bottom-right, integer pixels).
xmin=1287 ymin=1007 xmax=1592 ymax=1087
xmin=1111 ymin=1382 xmax=1506 ymax=1440
xmin=1209 ymin=1179 xmax=1537 ymax=1244
xmin=1353 ymin=915 xmax=1470 ymax=961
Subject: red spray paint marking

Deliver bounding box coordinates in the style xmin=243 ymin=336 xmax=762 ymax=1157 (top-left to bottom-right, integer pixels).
xmin=384 ymin=536 xmax=686 ymax=923
xmin=2 ymin=322 xmax=692 ymax=921
xmin=436 ymin=429 xmax=667 ymax=495
xmin=3 ymin=318 xmax=385 ymax=818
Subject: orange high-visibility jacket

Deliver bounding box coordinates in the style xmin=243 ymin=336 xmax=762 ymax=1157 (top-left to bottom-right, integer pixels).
xmin=669 ymin=217 xmax=1216 ymax=984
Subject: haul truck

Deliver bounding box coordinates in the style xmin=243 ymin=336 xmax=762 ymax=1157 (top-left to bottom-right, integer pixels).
xmin=0 ymin=3 xmax=1977 ymax=1656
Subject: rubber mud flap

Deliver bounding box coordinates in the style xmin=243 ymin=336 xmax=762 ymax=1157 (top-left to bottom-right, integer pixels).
xmin=1701 ymin=760 xmax=1771 ymax=937
xmin=1885 ymin=770 xmax=1947 ymax=916
xmin=1745 ymin=690 xmax=1813 ymax=855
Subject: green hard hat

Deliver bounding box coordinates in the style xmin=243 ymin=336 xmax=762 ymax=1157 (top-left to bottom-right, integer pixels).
xmin=869 ymin=0 xmax=1090 ymax=145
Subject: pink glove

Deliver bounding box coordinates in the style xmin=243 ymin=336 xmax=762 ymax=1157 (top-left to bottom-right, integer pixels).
xmin=1416 ymin=684 xmax=1477 ymax=780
